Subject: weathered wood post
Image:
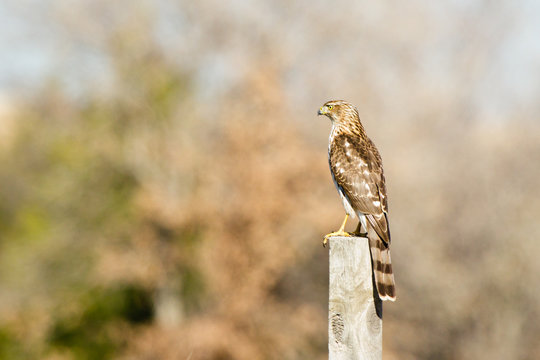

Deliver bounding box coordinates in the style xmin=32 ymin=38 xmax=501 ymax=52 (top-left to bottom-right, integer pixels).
xmin=328 ymin=236 xmax=382 ymax=360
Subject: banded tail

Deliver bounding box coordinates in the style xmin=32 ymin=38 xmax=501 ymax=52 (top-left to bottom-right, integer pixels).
xmin=363 ymin=212 xmax=396 ymax=301
xmin=367 ymin=226 xmax=396 ymax=301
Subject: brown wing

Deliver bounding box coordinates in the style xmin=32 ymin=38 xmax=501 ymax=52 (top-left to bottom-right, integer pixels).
xmin=330 ymin=134 xmax=391 ymax=244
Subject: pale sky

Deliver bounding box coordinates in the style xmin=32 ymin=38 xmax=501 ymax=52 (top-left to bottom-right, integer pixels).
xmin=1 ymin=0 xmax=539 ymax=122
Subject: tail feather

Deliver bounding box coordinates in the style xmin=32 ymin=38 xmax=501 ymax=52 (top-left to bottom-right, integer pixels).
xmin=368 ymin=227 xmax=396 ymax=301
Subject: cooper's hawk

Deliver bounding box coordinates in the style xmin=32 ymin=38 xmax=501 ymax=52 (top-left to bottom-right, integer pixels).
xmin=318 ymin=100 xmax=396 ymax=301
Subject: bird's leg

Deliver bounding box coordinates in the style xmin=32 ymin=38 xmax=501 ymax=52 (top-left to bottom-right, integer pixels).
xmin=323 ymin=214 xmax=352 ymax=247
xmin=352 ymin=221 xmax=368 ymax=238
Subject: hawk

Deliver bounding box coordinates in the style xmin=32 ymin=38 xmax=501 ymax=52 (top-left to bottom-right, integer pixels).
xmin=318 ymin=100 xmax=396 ymax=301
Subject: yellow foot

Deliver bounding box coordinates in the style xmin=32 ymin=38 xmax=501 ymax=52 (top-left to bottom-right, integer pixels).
xmin=323 ymin=230 xmax=352 ymax=247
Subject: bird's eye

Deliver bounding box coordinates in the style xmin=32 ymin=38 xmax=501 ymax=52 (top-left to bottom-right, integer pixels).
xmin=327 ymin=105 xmax=333 ymax=110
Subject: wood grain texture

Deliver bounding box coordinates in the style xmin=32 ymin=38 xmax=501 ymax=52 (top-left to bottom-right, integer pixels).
xmin=328 ymin=236 xmax=382 ymax=360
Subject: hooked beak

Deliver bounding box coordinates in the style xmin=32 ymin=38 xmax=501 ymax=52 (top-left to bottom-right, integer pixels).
xmin=318 ymin=106 xmax=326 ymax=116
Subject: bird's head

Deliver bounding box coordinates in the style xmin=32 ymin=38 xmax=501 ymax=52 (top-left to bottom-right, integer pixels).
xmin=318 ymin=100 xmax=358 ymax=124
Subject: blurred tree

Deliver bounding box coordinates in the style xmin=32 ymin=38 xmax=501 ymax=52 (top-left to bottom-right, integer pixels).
xmin=0 ymin=1 xmax=539 ymax=360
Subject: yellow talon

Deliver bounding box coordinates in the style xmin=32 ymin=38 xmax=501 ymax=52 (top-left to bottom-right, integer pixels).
xmin=323 ymin=230 xmax=352 ymax=247
xmin=322 ymin=214 xmax=351 ymax=247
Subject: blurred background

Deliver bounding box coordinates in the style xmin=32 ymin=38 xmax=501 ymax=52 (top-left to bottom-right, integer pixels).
xmin=1 ymin=1 xmax=539 ymax=359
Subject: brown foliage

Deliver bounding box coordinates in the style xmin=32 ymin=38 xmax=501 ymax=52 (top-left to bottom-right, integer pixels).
xmin=1 ymin=2 xmax=540 ymax=359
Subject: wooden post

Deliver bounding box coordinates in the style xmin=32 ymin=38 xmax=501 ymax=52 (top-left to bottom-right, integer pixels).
xmin=328 ymin=236 xmax=382 ymax=360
